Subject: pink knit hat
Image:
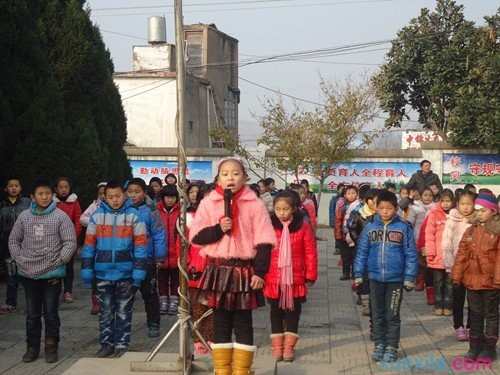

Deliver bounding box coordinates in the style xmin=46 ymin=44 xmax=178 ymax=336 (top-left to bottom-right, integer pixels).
xmin=475 ymin=193 xmax=498 ymax=213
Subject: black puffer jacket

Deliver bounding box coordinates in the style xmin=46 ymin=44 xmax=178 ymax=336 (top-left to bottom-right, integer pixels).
xmin=0 ymin=197 xmax=30 ymax=258
xmin=407 ymin=170 xmax=443 ymax=192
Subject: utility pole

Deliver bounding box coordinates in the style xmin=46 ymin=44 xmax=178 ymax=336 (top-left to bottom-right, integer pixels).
xmin=174 ymin=0 xmax=191 ymax=373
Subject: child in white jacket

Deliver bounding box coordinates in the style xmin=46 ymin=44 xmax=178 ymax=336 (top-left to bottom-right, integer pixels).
xmin=442 ymin=190 xmax=475 ymax=341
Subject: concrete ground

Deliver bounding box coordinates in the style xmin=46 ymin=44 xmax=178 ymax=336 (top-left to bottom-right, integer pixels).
xmin=0 ymin=228 xmax=498 ymax=374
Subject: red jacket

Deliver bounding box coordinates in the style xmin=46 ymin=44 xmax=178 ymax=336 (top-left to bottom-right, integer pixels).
xmin=185 ymin=210 xmax=207 ymax=288
xmin=55 ymin=193 xmax=82 ymax=237
xmin=264 ymin=212 xmax=318 ymax=300
xmin=334 ymin=197 xmax=346 ymax=240
xmin=157 ymin=201 xmax=180 ymax=269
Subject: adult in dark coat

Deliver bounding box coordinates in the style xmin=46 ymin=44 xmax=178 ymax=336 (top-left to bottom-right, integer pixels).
xmin=407 ymin=160 xmax=443 ymax=193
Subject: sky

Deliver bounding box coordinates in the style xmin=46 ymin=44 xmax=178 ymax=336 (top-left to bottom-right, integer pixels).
xmin=86 ymin=0 xmax=498 ymax=145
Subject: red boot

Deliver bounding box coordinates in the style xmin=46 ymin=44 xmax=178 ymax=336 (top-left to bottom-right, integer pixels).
xmin=90 ymin=293 xmax=100 ymax=315
xmin=426 ymin=287 xmax=435 ymax=306
xmin=415 ymin=273 xmax=425 ymax=291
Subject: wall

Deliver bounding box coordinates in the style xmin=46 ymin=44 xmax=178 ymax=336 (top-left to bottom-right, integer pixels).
xmin=114 ymin=75 xmax=212 ymax=149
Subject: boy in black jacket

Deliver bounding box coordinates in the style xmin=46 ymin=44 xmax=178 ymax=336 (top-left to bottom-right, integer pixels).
xmin=0 ymin=178 xmax=30 ymax=313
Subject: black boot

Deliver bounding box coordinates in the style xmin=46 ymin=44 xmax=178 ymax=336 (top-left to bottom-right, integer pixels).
xmin=44 ymin=337 xmax=59 ymax=363
xmin=22 ymin=345 xmax=40 ymax=363
xmin=464 ymin=337 xmax=482 ymax=362
xmin=340 ymin=264 xmax=350 ymax=280
xmin=477 ymin=336 xmax=497 ymax=363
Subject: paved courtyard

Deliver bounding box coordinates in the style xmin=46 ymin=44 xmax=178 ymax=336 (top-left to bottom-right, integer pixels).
xmin=0 ymin=228 xmax=498 ymax=374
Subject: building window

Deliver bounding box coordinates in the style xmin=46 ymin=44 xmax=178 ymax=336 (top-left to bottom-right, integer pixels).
xmin=224 ymin=90 xmax=238 ymax=130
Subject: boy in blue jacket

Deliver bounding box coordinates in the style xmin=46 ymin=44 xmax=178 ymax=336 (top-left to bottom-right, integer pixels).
xmin=81 ymin=180 xmax=148 ymax=358
xmin=354 ymin=190 xmax=418 ymax=363
xmin=126 ymin=178 xmax=167 ymax=338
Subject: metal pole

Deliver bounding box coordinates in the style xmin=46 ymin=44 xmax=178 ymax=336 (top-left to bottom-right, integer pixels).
xmin=174 ymin=0 xmax=191 ymax=373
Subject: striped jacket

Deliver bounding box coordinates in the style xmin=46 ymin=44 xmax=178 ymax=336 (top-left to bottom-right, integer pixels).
xmin=81 ymin=199 xmax=147 ymax=286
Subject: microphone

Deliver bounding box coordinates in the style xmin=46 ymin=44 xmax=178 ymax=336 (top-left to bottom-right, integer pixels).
xmin=224 ymin=189 xmax=232 ymax=218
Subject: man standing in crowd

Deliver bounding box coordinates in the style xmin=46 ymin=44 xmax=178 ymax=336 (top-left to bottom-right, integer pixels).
xmin=407 ymin=160 xmax=443 ymax=193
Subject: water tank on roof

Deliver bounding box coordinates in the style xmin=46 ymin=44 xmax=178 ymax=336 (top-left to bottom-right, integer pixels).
xmin=148 ymin=16 xmax=166 ymax=44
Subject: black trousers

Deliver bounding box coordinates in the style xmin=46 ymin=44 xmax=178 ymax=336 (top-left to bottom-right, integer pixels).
xmin=158 ymin=267 xmax=179 ymax=297
xmin=338 ymin=240 xmax=353 ymax=276
xmin=269 ymin=299 xmax=302 ymax=334
xmin=467 ymin=289 xmax=499 ymax=340
xmin=20 ymin=277 xmax=62 ymax=348
xmin=432 ymin=269 xmax=452 ymax=310
xmin=452 ymin=284 xmax=470 ymax=329
xmin=214 ymin=308 xmax=253 ymax=345
xmin=140 ymin=266 xmax=160 ymax=327
xmin=63 ymin=255 xmax=75 ymax=293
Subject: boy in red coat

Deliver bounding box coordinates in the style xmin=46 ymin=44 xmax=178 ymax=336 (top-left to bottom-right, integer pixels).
xmin=157 ymin=185 xmax=180 ymax=315
xmin=264 ymin=190 xmax=318 ymax=362
xmin=54 ymin=177 xmax=82 ymax=303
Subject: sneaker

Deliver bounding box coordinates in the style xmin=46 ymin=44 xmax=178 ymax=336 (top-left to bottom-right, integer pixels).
xmin=434 ymin=308 xmax=443 ymax=316
xmin=148 ymin=325 xmax=160 ymax=338
xmin=63 ymin=292 xmax=74 ymax=303
xmin=456 ymin=327 xmax=468 ymax=342
xmin=0 ymin=304 xmax=16 ymax=314
xmin=22 ymin=346 xmax=40 ymax=363
xmin=114 ymin=348 xmax=128 ymax=358
xmin=160 ymin=296 xmax=169 ymax=315
xmin=168 ymin=297 xmax=179 ymax=316
xmin=95 ymin=344 xmax=115 ymax=358
xmin=382 ymin=346 xmax=398 ymax=362
xmin=372 ymin=344 xmax=385 ymax=362
xmin=442 ymin=308 xmax=452 ymax=316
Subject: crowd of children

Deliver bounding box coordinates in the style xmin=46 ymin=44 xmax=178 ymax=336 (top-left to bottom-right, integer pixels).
xmin=1 ymin=165 xmax=500 ymax=372
xmin=328 ymin=180 xmax=500 ymax=365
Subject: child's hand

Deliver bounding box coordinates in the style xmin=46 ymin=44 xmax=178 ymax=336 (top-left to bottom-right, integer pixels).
xmin=354 ymin=278 xmax=363 ymax=287
xmin=403 ymin=281 xmax=415 ymax=292
xmin=220 ymin=217 xmax=232 ymax=233
xmin=250 ymin=275 xmax=264 ymax=290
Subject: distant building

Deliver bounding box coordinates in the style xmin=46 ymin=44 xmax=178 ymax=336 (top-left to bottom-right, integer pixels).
xmin=114 ymin=18 xmax=237 ymax=182
xmin=114 ymin=18 xmax=239 ymax=149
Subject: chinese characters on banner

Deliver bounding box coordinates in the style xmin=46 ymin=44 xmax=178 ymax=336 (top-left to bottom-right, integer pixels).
xmin=129 ymin=160 xmax=213 ymax=183
xmin=402 ymin=131 xmax=443 ymax=149
xmin=442 ymin=154 xmax=500 ymax=185
xmin=295 ymin=162 xmax=420 ymax=192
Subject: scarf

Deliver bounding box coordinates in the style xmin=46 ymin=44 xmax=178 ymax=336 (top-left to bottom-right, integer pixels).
xmin=215 ymin=184 xmax=245 ymax=237
xmin=278 ymin=220 xmax=294 ymax=311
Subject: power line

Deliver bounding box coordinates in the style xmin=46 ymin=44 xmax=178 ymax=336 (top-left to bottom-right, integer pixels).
xmin=100 ymin=29 xmax=147 ymax=41
xmin=92 ymin=0 xmax=395 ymax=16
xmin=121 ymin=80 xmax=175 ymax=100
xmin=92 ymin=0 xmax=393 ymax=11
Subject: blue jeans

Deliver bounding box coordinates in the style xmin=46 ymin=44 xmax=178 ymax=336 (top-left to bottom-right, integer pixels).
xmin=96 ymin=279 xmax=136 ymax=349
xmin=370 ymin=280 xmax=403 ymax=349
xmin=20 ymin=277 xmax=62 ymax=347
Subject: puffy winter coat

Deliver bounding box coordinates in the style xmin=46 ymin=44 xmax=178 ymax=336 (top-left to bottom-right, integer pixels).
xmin=54 ymin=193 xmax=82 ymax=238
xmin=81 ymin=199 xmax=148 ymax=286
xmin=451 ymin=215 xmax=500 ymax=290
xmin=157 ymin=202 xmax=180 ymax=269
xmin=334 ymin=197 xmax=346 ymax=240
xmin=189 ymin=186 xmax=276 ymax=260
xmin=0 ymin=196 xmax=30 ymax=258
xmin=353 ymin=214 xmax=418 ymax=283
xmin=442 ymin=209 xmax=473 ymax=272
xmin=264 ymin=212 xmax=318 ymax=299
xmin=135 ymin=202 xmax=167 ymax=263
xmin=347 ymin=204 xmax=375 ymax=245
xmin=329 ymin=194 xmax=339 ymax=228
xmin=344 ymin=200 xmax=362 ymax=247
xmin=186 ymin=210 xmax=206 ymax=288
xmin=424 ymin=205 xmax=448 ymax=270
xmin=303 ymin=199 xmax=317 ymax=229
xmin=407 ymin=201 xmax=433 ymax=244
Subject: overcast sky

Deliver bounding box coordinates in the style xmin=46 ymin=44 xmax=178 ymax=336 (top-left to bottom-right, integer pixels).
xmin=87 ymin=0 xmax=498 ymax=145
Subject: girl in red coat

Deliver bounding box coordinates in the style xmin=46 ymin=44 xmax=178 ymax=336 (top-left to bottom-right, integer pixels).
xmin=189 ymin=158 xmax=276 ymax=374
xmin=54 ymin=177 xmax=82 ymax=303
xmin=265 ymin=190 xmax=318 ymax=362
xmin=186 ymin=183 xmax=214 ymax=356
xmin=157 ymin=185 xmax=180 ymax=315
